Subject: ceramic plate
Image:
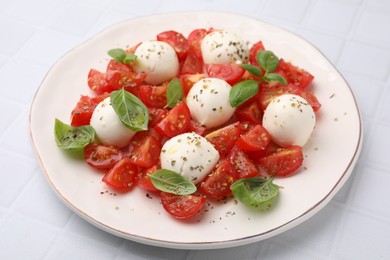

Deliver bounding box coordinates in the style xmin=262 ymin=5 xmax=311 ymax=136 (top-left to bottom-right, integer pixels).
xmin=29 ymin=12 xmax=362 ymax=249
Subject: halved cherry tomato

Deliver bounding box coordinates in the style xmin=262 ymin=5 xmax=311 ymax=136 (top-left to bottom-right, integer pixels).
xmin=148 ymin=107 xmax=168 ymax=128
xmin=137 ymin=164 xmax=160 ymax=192
xmin=180 ymin=50 xmax=204 ymax=74
xmin=102 ymin=157 xmax=138 ymax=191
xmin=88 ymin=69 xmax=108 ymax=94
xmin=228 ymin=146 xmax=259 ymax=179
xmin=70 ymin=94 xmax=110 ymax=126
xmin=275 ymin=59 xmax=314 ymax=89
xmin=106 ymin=59 xmax=131 ymax=73
xmin=161 ymin=192 xmax=206 ymax=219
xmin=154 ymin=101 xmax=191 ymax=138
xmin=205 ymin=122 xmax=242 ymax=157
xmin=138 ymin=84 xmax=168 ymax=108
xmin=235 ymin=99 xmax=263 ymax=124
xmin=84 ymin=143 xmax=123 ymax=170
xmin=105 ymin=69 xmax=146 ymax=92
xmin=187 ymin=28 xmax=208 ymax=58
xmin=257 ymin=146 xmax=303 ymax=177
xmin=179 ymin=73 xmax=206 ymax=95
xmin=236 ymin=124 xmax=271 ymax=152
xmin=157 ymin=30 xmax=190 ymax=62
xmin=128 ymin=131 xmax=162 ymax=168
xmin=200 ymin=159 xmax=237 ymax=199
xmin=125 ymin=42 xmax=141 ymax=54
xmin=205 ymin=64 xmax=245 ymax=85
xmin=249 ymin=41 xmax=265 ymax=65
xmin=188 ymin=119 xmax=207 ymax=136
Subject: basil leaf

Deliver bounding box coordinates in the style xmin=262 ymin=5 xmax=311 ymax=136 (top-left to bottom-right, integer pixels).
xmin=149 ymin=169 xmax=196 ymax=195
xmin=165 ymin=78 xmax=183 ymax=108
xmin=257 ymin=50 xmax=279 ymax=73
xmin=231 ymin=177 xmax=279 ymax=210
xmin=239 ymin=64 xmax=262 ymax=77
xmin=54 ymin=118 xmax=95 ymax=151
xmin=108 ymin=48 xmax=126 ymax=62
xmin=110 ymin=88 xmax=149 ymax=131
xmin=263 ymin=73 xmax=287 ymax=85
xmin=123 ymin=53 xmax=137 ymax=64
xmin=229 ymin=80 xmax=259 ymax=107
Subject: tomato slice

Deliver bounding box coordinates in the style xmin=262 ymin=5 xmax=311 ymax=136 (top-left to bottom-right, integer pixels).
xmin=138 ymin=84 xmax=168 ymax=108
xmin=137 ymin=164 xmax=160 ymax=192
xmin=199 ymin=159 xmax=237 ymax=199
xmin=187 ymin=28 xmax=208 ymax=57
xmin=84 ymin=143 xmax=123 ymax=170
xmin=236 ymin=124 xmax=271 ymax=152
xmin=257 ymin=146 xmax=303 ymax=177
xmin=228 ymin=146 xmax=259 ymax=179
xmin=102 ymin=157 xmax=138 ymax=191
xmin=205 ymin=64 xmax=245 ymax=85
xmin=154 ymin=101 xmax=191 ymax=138
xmin=235 ymin=99 xmax=263 ymax=124
xmin=128 ymin=131 xmax=162 ymax=168
xmin=161 ymin=192 xmax=206 ymax=219
xmin=157 ymin=30 xmax=190 ymax=62
xmin=249 ymin=41 xmax=265 ymax=65
xmin=148 ymin=107 xmax=168 ymax=128
xmin=205 ymin=122 xmax=242 ymax=157
xmin=179 ymin=73 xmax=206 ymax=95
xmin=106 ymin=59 xmax=132 ymax=73
xmin=70 ymin=94 xmax=109 ymax=126
xmin=275 ymin=59 xmax=314 ymax=89
xmin=88 ymin=69 xmax=108 ymax=94
xmin=180 ymin=49 xmax=204 ymax=75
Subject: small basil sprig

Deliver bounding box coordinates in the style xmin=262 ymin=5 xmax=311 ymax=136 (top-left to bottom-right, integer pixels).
xmin=229 ymin=80 xmax=259 ymax=107
xmin=165 ymin=78 xmax=183 ymax=108
xmin=230 ymin=177 xmax=279 ymax=210
xmin=108 ymin=48 xmax=137 ymax=64
xmin=110 ymin=88 xmax=149 ymax=131
xmin=230 ymin=50 xmax=287 ymax=107
xmin=54 ymin=119 xmax=95 ymax=151
xmin=149 ymin=169 xmax=196 ymax=195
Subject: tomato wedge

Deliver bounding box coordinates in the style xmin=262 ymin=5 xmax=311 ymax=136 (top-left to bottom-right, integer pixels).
xmin=180 ymin=49 xmax=204 ymax=75
xmin=102 ymin=157 xmax=138 ymax=191
xmin=249 ymin=41 xmax=265 ymax=65
xmin=205 ymin=122 xmax=242 ymax=157
xmin=157 ymin=30 xmax=190 ymax=62
xmin=257 ymin=146 xmax=303 ymax=177
xmin=137 ymin=164 xmax=160 ymax=192
xmin=154 ymin=101 xmax=191 ymax=138
xmin=138 ymin=84 xmax=168 ymax=108
xmin=205 ymin=64 xmax=245 ymax=85
xmin=236 ymin=124 xmax=271 ymax=152
xmin=161 ymin=192 xmax=206 ymax=219
xmin=179 ymin=73 xmax=206 ymax=95
xmin=187 ymin=28 xmax=208 ymax=58
xmin=84 ymin=143 xmax=123 ymax=170
xmin=148 ymin=107 xmax=168 ymax=128
xmin=70 ymin=94 xmax=109 ymax=126
xmin=275 ymin=59 xmax=314 ymax=89
xmin=128 ymin=131 xmax=162 ymax=168
xmin=228 ymin=146 xmax=259 ymax=179
xmin=235 ymin=99 xmax=263 ymax=124
xmin=87 ymin=69 xmax=108 ymax=94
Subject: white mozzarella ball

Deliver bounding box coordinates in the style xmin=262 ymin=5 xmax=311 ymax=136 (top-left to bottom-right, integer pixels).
xmin=262 ymin=94 xmax=316 ymax=147
xmin=186 ymin=78 xmax=235 ymax=129
xmin=90 ymin=97 xmax=135 ymax=148
xmin=160 ymin=133 xmax=220 ymax=184
xmin=133 ymin=40 xmax=179 ymax=85
xmin=201 ymin=30 xmax=249 ymax=64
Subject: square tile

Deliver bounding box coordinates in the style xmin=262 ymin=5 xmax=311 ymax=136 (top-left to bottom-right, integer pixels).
xmin=355 ymin=8 xmax=390 ymax=47
xmin=366 ymin=123 xmax=390 ymax=170
xmin=367 ymin=0 xmax=390 ymax=11
xmin=208 ymin=0 xmax=266 ymax=17
xmin=0 ymin=98 xmax=23 ymax=135
xmin=263 ymin=239 xmax=324 ymax=259
xmin=263 ymin=0 xmax=311 ymax=23
xmin=379 ymin=88 xmax=390 ymax=123
xmin=0 ymin=55 xmax=8 ymax=69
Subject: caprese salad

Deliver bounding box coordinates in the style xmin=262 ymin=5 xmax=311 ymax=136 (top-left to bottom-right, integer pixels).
xmin=54 ymin=28 xmax=320 ymax=220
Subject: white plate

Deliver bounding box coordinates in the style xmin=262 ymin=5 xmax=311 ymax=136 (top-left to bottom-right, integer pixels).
xmin=29 ymin=11 xmax=362 ymax=249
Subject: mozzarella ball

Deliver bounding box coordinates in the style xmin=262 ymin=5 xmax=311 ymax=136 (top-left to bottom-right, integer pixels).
xmin=201 ymin=30 xmax=249 ymax=64
xmin=90 ymin=97 xmax=135 ymax=148
xmin=160 ymin=132 xmax=220 ymax=184
xmin=262 ymin=94 xmax=316 ymax=147
xmin=133 ymin=40 xmax=179 ymax=85
xmin=186 ymin=78 xmax=235 ymax=129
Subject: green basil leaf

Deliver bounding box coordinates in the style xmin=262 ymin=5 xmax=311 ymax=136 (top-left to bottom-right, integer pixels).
xmin=239 ymin=64 xmax=262 ymax=77
xmin=149 ymin=169 xmax=197 ymax=195
xmin=54 ymin=118 xmax=95 ymax=151
xmin=108 ymin=48 xmax=126 ymax=62
xmin=231 ymin=177 xmax=279 ymax=210
xmin=263 ymin=73 xmax=287 ymax=85
xmin=229 ymin=80 xmax=259 ymax=107
xmin=165 ymin=78 xmax=183 ymax=108
xmin=257 ymin=50 xmax=279 ymax=73
xmin=123 ymin=53 xmax=137 ymax=64
xmin=110 ymin=88 xmax=149 ymax=131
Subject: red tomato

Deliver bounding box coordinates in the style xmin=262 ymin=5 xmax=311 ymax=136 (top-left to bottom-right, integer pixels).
xmin=179 ymin=73 xmax=206 ymax=95
xmin=205 ymin=122 xmax=242 ymax=157
xmin=188 ymin=119 xmax=207 ymax=136
xmin=128 ymin=131 xmax=162 ymax=168
xmin=88 ymin=69 xmax=108 ymax=94
xmin=257 ymin=146 xmax=303 ymax=177
xmin=102 ymin=157 xmax=138 ymax=191
xmin=235 ymin=99 xmax=263 ymax=124
xmin=205 ymin=64 xmax=245 ymax=85
xmin=157 ymin=30 xmax=190 ymax=62
xmin=236 ymin=124 xmax=271 ymax=152
xmin=180 ymin=49 xmax=204 ymax=74
xmin=70 ymin=94 xmax=110 ymax=126
xmin=275 ymin=59 xmax=314 ymax=89
xmin=105 ymin=69 xmax=146 ymax=93
xmin=125 ymin=42 xmax=141 ymax=54
xmin=154 ymin=101 xmax=191 ymax=138
xmin=199 ymin=159 xmax=237 ymax=199
xmin=84 ymin=143 xmax=123 ymax=170
xmin=106 ymin=59 xmax=132 ymax=73
xmin=138 ymin=84 xmax=168 ymax=108
xmin=161 ymin=192 xmax=206 ymax=219
xmin=228 ymin=146 xmax=259 ymax=179
xmin=187 ymin=28 xmax=208 ymax=58
xmin=249 ymin=41 xmax=265 ymax=65
xmin=137 ymin=165 xmax=160 ymax=192
xmin=148 ymin=107 xmax=168 ymax=128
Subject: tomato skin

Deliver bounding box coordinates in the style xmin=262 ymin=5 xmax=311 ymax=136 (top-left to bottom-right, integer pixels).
xmin=180 ymin=50 xmax=204 ymax=75
xmin=188 ymin=119 xmax=207 ymax=136
xmin=154 ymin=101 xmax=191 ymax=138
xmin=235 ymin=99 xmax=263 ymax=124
xmin=161 ymin=192 xmax=206 ymax=219
xmin=275 ymin=59 xmax=314 ymax=89
xmin=205 ymin=122 xmax=242 ymax=158
xmin=88 ymin=69 xmax=108 ymax=94
xmin=249 ymin=41 xmax=265 ymax=65
xmin=138 ymin=84 xmax=168 ymax=108
xmin=179 ymin=73 xmax=206 ymax=95
xmin=228 ymin=146 xmax=259 ymax=179
xmin=148 ymin=107 xmax=168 ymax=128
xmin=70 ymin=94 xmax=110 ymax=126
xmin=157 ymin=30 xmax=190 ymax=62
xmin=205 ymin=64 xmax=245 ymax=85
xmin=137 ymin=165 xmax=160 ymax=192
xmin=84 ymin=143 xmax=123 ymax=170
xmin=102 ymin=157 xmax=138 ymax=191
xmin=257 ymin=146 xmax=303 ymax=177
xmin=236 ymin=124 xmax=271 ymax=152
xmin=127 ymin=131 xmax=162 ymax=168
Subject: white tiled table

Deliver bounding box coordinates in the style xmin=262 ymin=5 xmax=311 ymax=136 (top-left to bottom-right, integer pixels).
xmin=1 ymin=0 xmax=389 ymax=259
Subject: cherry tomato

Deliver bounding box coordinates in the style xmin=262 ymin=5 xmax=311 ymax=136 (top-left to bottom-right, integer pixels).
xmin=205 ymin=64 xmax=245 ymax=85
xmin=179 ymin=73 xmax=206 ymax=95
xmin=128 ymin=131 xmax=162 ymax=168
xmin=249 ymin=41 xmax=265 ymax=65
xmin=205 ymin=122 xmax=242 ymax=157
xmin=102 ymin=157 xmax=138 ymax=191
xmin=161 ymin=192 xmax=206 ymax=219
xmin=257 ymin=146 xmax=303 ymax=177
xmin=87 ymin=69 xmax=108 ymax=94
xmin=138 ymin=84 xmax=168 ymax=108
xmin=236 ymin=124 xmax=271 ymax=152
xmin=154 ymin=101 xmax=191 ymax=138
xmin=106 ymin=59 xmax=131 ymax=73
xmin=157 ymin=30 xmax=190 ymax=62
xmin=187 ymin=119 xmax=207 ymax=136
xmin=187 ymin=28 xmax=208 ymax=58
xmin=148 ymin=107 xmax=168 ymax=128
xmin=235 ymin=99 xmax=263 ymax=124
xmin=84 ymin=143 xmax=123 ymax=170
xmin=180 ymin=50 xmax=203 ymax=74
xmin=70 ymin=94 xmax=110 ymax=126
xmin=228 ymin=146 xmax=259 ymax=179
xmin=275 ymin=59 xmax=314 ymax=89
xmin=137 ymin=165 xmax=160 ymax=192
